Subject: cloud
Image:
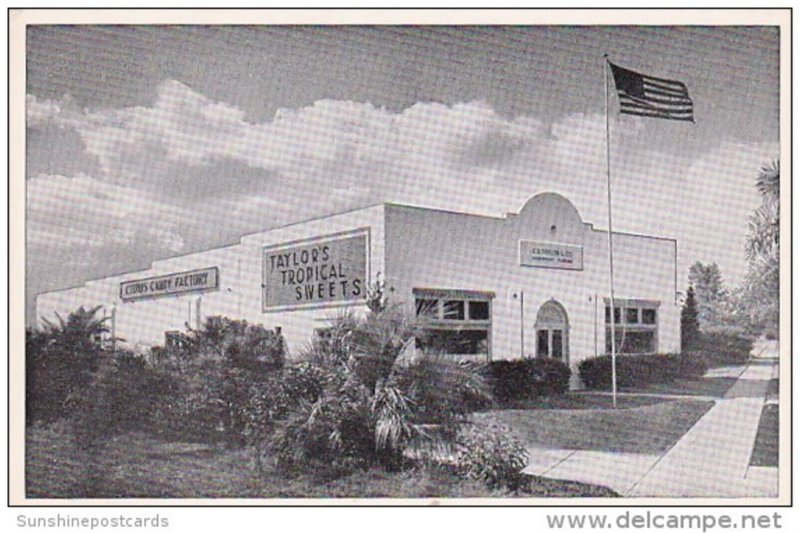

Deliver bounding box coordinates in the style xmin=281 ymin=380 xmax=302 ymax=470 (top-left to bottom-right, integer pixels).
xmin=27 ymin=173 xmax=190 ymax=252
xmin=27 ymin=82 xmax=778 ymax=296
xmin=26 ymin=94 xmax=63 ymax=127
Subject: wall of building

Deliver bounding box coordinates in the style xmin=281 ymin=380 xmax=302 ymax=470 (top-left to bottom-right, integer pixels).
xmin=36 ymin=194 xmax=679 ymax=383
xmin=36 ymin=205 xmax=386 ymax=356
xmin=384 ymin=193 xmax=679 ymax=379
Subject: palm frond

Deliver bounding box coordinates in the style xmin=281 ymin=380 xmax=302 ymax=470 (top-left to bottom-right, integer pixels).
xmin=756 ymin=160 xmax=780 ymax=202
xmin=372 ymin=384 xmax=415 ymax=450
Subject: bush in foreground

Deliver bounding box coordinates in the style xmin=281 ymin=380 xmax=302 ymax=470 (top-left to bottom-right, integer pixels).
xmin=454 ymin=420 xmax=529 ymax=491
xmin=149 ymin=317 xmax=287 ymax=445
xmin=489 ymin=358 xmax=571 ymax=403
xmin=26 ymin=307 xmax=109 ymax=425
xmin=68 ymin=350 xmax=176 ymax=456
xmin=263 ymin=305 xmax=495 ymax=480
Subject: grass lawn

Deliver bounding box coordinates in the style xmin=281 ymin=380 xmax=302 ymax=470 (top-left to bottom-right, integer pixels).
xmin=749 ymin=404 xmax=778 ymax=468
xmin=620 ymin=377 xmax=738 ymax=398
xmin=493 ymin=393 xmax=667 ymax=411
xmin=767 ymin=378 xmax=779 ymax=402
xmin=26 ymin=425 xmax=616 ymax=499
xmin=479 ymin=399 xmax=713 ymax=455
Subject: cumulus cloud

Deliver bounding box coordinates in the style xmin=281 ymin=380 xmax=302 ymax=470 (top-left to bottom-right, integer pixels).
xmin=27 ymin=81 xmax=778 ymax=292
xmin=27 ymin=173 xmax=189 ymax=252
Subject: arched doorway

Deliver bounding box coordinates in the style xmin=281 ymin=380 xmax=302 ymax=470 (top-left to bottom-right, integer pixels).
xmin=534 ymin=300 xmax=569 ymax=363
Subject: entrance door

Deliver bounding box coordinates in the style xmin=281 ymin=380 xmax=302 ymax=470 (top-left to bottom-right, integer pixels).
xmin=534 ymin=300 xmax=568 ymax=362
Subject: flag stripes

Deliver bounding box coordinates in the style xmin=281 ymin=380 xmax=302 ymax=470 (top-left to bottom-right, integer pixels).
xmin=608 ymin=61 xmax=694 ymax=122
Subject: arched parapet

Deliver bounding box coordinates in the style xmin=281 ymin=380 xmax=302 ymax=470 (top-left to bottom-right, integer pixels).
xmin=512 ymin=192 xmax=585 ymax=245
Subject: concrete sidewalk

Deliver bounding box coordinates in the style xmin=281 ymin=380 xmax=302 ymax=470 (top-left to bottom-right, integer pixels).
xmin=523 ymin=344 xmax=779 ymax=497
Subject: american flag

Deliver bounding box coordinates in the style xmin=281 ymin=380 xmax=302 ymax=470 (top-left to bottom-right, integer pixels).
xmin=608 ymin=61 xmax=694 ymax=122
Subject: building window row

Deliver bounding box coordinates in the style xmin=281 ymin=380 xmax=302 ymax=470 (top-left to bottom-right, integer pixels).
xmin=604 ymin=301 xmax=659 ymax=354
xmin=413 ymin=289 xmax=493 ymax=361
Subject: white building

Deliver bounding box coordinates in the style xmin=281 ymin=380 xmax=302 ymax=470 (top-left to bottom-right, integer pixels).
xmin=36 ymin=192 xmax=680 ymax=382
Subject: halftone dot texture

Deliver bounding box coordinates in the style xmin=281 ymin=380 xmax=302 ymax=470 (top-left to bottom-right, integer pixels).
xmin=27 ymin=26 xmax=779 ymax=327
xmin=26 ymin=24 xmax=781 ymax=498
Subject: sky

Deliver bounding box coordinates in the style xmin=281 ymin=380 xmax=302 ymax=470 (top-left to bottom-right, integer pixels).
xmin=25 ymin=25 xmax=780 ymax=324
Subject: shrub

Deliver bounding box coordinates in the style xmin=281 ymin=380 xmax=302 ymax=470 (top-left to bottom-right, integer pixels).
xmin=262 ymin=303 xmax=494 ymax=478
xmin=243 ymin=362 xmax=341 ymax=470
xmin=268 ymin=374 xmax=377 ymax=476
xmin=26 ymin=307 xmax=109 ymax=425
xmin=391 ymin=356 xmax=492 ymax=424
xmin=689 ymin=333 xmax=753 ymax=366
xmin=454 ymin=421 xmax=529 ymax=491
xmin=69 ymin=350 xmax=175 ymax=448
xmin=578 ymin=352 xmax=702 ymax=390
xmin=489 ymin=358 xmax=571 ymax=403
xmin=679 ymin=351 xmax=709 ymax=377
xmin=149 ymin=317 xmax=288 ymax=445
xmin=579 ymin=356 xmax=616 ymax=390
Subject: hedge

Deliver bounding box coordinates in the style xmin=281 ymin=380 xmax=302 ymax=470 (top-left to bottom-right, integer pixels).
xmin=687 ymin=333 xmax=753 ymax=367
xmin=578 ymin=352 xmax=708 ymax=390
xmin=488 ymin=358 xmax=571 ymax=403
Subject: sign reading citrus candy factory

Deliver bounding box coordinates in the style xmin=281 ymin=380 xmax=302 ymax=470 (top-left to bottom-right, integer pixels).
xmin=263 ymin=233 xmax=367 ymax=310
xmin=120 ymin=267 xmax=219 ymax=301
xmin=519 ymin=240 xmax=583 ymax=271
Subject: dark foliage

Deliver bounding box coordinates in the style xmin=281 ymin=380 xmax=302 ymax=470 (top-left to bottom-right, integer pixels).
xmin=686 ymin=332 xmax=753 ymax=367
xmin=268 ymin=374 xmax=378 ymax=477
xmin=489 ymin=358 xmax=571 ymax=403
xmin=578 ymin=352 xmax=707 ymax=390
xmin=148 ymin=317 xmax=288 ymax=445
xmin=681 ymin=286 xmax=700 ymax=350
xmin=69 ymin=351 xmax=176 ymax=448
xmin=265 ymin=305 xmax=495 ymax=480
xmin=26 ymin=307 xmax=109 ymax=425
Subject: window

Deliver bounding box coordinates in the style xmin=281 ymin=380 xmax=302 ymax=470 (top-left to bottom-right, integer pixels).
xmin=415 ymin=298 xmax=438 ymax=319
xmin=469 ymin=301 xmax=490 ymax=320
xmin=605 ymin=301 xmax=659 ymax=354
xmin=605 ymin=306 xmax=622 ymax=324
xmin=535 ymin=300 xmax=569 ymax=361
xmin=443 ymin=300 xmax=465 ymax=320
xmin=416 ymin=329 xmax=488 ymax=356
xmin=413 ymin=289 xmax=493 ymax=360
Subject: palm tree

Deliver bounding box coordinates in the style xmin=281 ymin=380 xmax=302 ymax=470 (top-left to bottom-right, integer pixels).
xmin=276 ymin=303 xmax=492 ymax=472
xmin=746 ymin=160 xmax=780 ymax=262
xmin=744 ymin=160 xmax=780 ymax=335
xmin=40 ymin=305 xmax=110 ymax=353
xmin=28 ymin=306 xmax=110 ymax=424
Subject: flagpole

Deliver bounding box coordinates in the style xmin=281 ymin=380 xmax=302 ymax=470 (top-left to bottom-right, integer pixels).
xmin=604 ymin=54 xmax=618 ymax=409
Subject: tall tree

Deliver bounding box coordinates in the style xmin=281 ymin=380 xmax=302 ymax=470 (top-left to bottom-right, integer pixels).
xmin=744 ymin=160 xmax=780 ymax=335
xmin=688 ymin=262 xmax=726 ymax=331
xmin=28 ymin=306 xmax=110 ymax=424
xmin=681 ymin=286 xmax=700 ymax=350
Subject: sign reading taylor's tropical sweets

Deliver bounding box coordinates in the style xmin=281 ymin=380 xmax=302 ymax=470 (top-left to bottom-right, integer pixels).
xmin=519 ymin=240 xmax=583 ymax=271
xmin=120 ymin=267 xmax=219 ymax=301
xmin=263 ymin=233 xmax=367 ymax=310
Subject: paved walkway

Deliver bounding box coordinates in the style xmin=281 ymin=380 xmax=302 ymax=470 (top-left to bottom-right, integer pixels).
xmin=523 ymin=341 xmax=779 ymax=498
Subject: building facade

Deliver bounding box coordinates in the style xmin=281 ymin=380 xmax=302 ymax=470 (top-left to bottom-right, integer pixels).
xmin=36 ymin=193 xmax=680 ymax=383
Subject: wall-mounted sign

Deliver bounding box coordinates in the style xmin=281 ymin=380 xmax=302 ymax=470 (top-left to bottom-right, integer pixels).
xmin=120 ymin=267 xmax=219 ymax=301
xmin=519 ymin=240 xmax=583 ymax=271
xmin=263 ymin=233 xmax=367 ymax=311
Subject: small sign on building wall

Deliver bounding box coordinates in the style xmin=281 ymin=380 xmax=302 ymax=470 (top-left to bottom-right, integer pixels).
xmin=263 ymin=231 xmax=368 ymax=311
xmin=519 ymin=240 xmax=583 ymax=271
xmin=120 ymin=267 xmax=219 ymax=301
